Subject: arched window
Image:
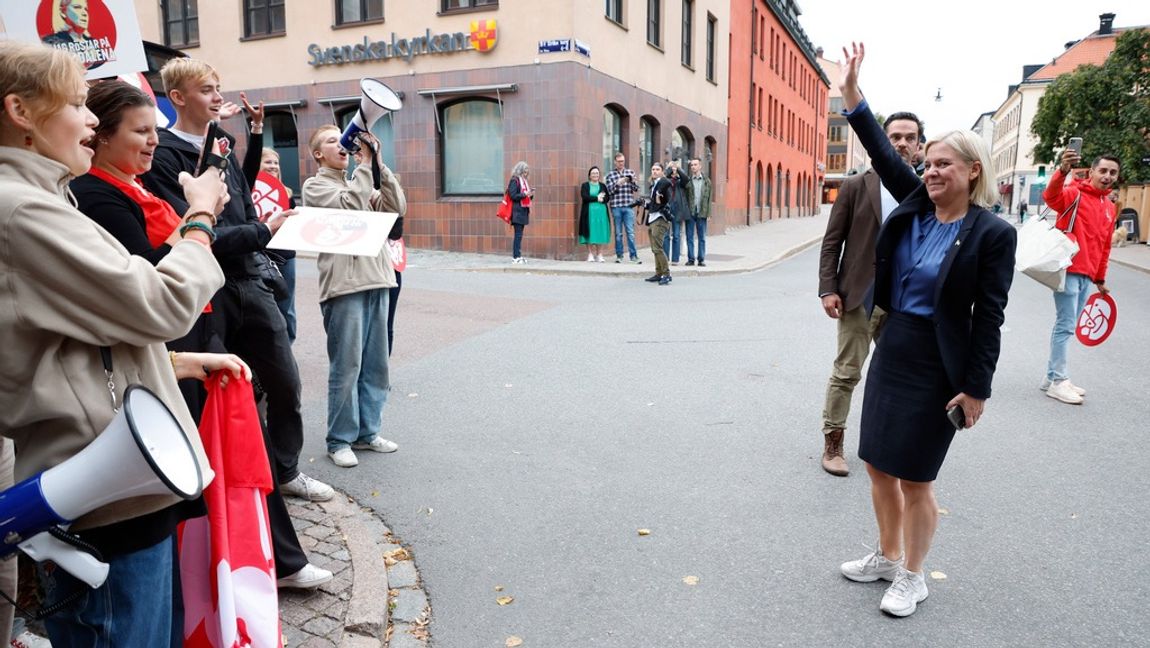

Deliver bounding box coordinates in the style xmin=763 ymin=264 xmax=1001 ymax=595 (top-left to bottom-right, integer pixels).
xmin=704 ymin=136 xmax=717 ymax=187
xmin=603 ymin=105 xmax=625 ymax=172
xmin=639 ymin=116 xmax=658 ymax=191
xmin=439 ymin=98 xmax=504 ymax=196
xmin=775 ymin=167 xmax=782 ymax=209
xmin=784 ymin=170 xmax=791 ymax=212
xmin=671 ymin=126 xmax=694 ymax=169
xmin=755 ymin=161 xmax=763 ymax=207
xmin=765 ymin=163 xmax=773 ymax=211
xmin=263 ymin=111 xmax=300 ymax=193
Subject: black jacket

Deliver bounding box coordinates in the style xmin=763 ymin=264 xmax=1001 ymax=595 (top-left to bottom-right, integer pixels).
xmin=141 ymin=128 xmax=272 ymax=278
xmin=71 ymin=174 xmax=173 ymax=266
xmin=508 ymin=176 xmax=530 ymax=226
xmin=848 ymin=102 xmax=1016 ymax=400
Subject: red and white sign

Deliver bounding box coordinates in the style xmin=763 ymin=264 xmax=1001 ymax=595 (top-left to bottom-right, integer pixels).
xmin=1076 ymin=292 xmax=1117 ymax=347
xmin=0 ymin=0 xmax=148 ymax=80
xmin=386 ymin=238 xmax=407 ymax=272
xmin=251 ymin=172 xmax=291 ymax=222
xmin=268 ymin=206 xmax=396 ymax=257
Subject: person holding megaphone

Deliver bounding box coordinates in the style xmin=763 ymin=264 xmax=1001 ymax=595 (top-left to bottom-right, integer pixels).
xmin=0 ymin=41 xmax=233 ymax=646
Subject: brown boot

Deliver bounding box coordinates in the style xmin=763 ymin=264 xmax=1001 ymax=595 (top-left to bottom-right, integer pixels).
xmin=822 ymin=429 xmax=849 ymax=476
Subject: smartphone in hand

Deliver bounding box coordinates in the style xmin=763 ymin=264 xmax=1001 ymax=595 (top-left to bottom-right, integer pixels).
xmin=196 ymin=120 xmax=228 ymax=176
xmin=1067 ymin=137 xmax=1083 ymax=154
xmin=947 ymin=405 xmax=966 ymax=430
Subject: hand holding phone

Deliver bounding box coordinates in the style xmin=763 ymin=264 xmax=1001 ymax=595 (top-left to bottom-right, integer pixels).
xmin=196 ymin=120 xmax=229 ymax=176
xmin=1067 ymin=137 xmax=1083 ymax=154
xmin=947 ymin=405 xmax=966 ymax=430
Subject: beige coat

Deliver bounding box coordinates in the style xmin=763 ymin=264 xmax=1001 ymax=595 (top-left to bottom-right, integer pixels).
xmin=0 ymin=147 xmax=221 ymax=530
xmin=302 ymin=164 xmax=405 ymax=302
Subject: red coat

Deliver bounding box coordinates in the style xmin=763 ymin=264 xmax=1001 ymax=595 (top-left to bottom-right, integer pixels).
xmin=1043 ymin=169 xmax=1115 ymax=283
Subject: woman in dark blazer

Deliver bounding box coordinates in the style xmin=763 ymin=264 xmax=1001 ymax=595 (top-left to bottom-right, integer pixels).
xmin=835 ymin=43 xmax=1017 ymax=618
xmin=507 ymin=160 xmax=533 ymax=263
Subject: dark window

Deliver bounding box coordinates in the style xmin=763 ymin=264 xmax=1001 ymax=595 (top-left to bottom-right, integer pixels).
xmin=162 ymin=0 xmax=199 ymax=48
xmin=603 ymin=107 xmax=624 ymax=172
xmin=681 ymin=0 xmax=693 ymax=67
xmin=244 ymin=0 xmax=285 ymax=37
xmin=262 ymin=112 xmax=301 ymax=193
xmin=705 ymin=14 xmax=716 ymax=81
xmin=605 ymin=0 xmax=623 ymax=23
xmin=337 ymin=0 xmax=383 ymax=25
xmin=704 ymin=136 xmax=716 ymax=186
xmin=441 ymin=0 xmax=498 ymax=12
xmin=647 ymin=0 xmax=661 ymax=48
xmin=441 ymin=99 xmax=504 ymax=196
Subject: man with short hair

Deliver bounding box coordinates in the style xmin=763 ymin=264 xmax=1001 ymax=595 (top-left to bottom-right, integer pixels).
xmin=816 ymin=111 xmax=922 ymax=476
xmin=683 ymin=158 xmax=712 ymax=266
xmin=1040 ymin=150 xmax=1119 ymax=405
xmin=604 ymin=152 xmax=642 ymax=264
xmin=643 ymin=163 xmax=673 ymax=285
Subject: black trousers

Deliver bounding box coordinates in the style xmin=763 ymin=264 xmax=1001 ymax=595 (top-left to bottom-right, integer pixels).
xmin=215 ymin=277 xmax=304 ymax=484
xmin=387 ymin=271 xmax=402 ymax=355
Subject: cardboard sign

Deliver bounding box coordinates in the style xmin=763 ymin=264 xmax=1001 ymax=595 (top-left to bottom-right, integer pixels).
xmin=386 ymin=238 xmax=407 ymax=272
xmin=268 ymin=206 xmax=396 ymax=257
xmin=0 ymin=0 xmax=148 ymax=80
xmin=1076 ymin=292 xmax=1117 ymax=347
xmin=251 ymin=172 xmax=291 ymax=222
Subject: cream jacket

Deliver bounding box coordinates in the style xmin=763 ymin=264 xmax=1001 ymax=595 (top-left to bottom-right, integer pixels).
xmin=0 ymin=147 xmax=221 ymax=530
xmin=302 ymin=164 xmax=405 ymax=302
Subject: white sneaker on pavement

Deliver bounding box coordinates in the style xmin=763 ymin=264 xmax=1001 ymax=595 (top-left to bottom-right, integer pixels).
xmin=1039 ymin=377 xmax=1085 ymax=396
xmin=280 ymin=472 xmax=335 ymax=501
xmin=587 ymin=253 xmax=595 ymax=262
xmin=328 ymin=447 xmax=358 ymax=467
xmin=596 ymin=254 xmax=605 ymax=263
xmin=1046 ymin=379 xmax=1084 ymax=404
xmin=277 ymin=562 xmax=334 ymax=590
xmin=841 ymin=544 xmax=903 ymax=582
xmin=880 ymin=566 xmax=929 ymax=617
xmin=351 ymin=437 xmax=399 ymax=453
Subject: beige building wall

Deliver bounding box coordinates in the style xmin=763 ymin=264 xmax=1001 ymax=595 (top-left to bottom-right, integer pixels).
xmin=133 ymin=0 xmax=729 ymax=123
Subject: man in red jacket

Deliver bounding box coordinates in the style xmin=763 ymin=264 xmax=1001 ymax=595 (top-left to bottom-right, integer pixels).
xmin=1041 ymin=149 xmax=1120 ymax=404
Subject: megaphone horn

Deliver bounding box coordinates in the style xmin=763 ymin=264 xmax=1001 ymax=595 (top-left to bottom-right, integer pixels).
xmin=340 ymin=78 xmax=403 ymax=153
xmin=0 ymin=385 xmax=205 ymax=588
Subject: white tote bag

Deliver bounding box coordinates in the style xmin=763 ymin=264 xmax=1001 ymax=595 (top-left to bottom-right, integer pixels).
xmin=1015 ymin=195 xmax=1080 ymax=291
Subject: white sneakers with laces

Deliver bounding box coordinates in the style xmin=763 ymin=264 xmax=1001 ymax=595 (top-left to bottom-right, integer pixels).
xmin=279 ymin=472 xmax=335 ymax=501
xmin=879 ymin=566 xmax=929 ymax=617
xmin=1046 ymin=379 xmax=1084 ymax=404
xmin=841 ymin=545 xmax=902 ymax=582
xmin=277 ymin=562 xmax=334 ymax=590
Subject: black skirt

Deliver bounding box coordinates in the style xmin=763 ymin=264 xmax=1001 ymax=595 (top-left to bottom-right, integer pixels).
xmin=859 ymin=311 xmax=956 ymax=482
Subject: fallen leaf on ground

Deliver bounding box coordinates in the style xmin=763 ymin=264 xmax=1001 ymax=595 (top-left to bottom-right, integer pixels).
xmin=1070 ymin=512 xmax=1079 ymax=519
xmin=494 ymin=585 xmax=504 ymax=592
xmin=929 ymin=571 xmax=947 ymax=581
xmin=937 ymin=507 xmax=950 ymax=516
xmin=408 ymin=392 xmax=419 ymax=398
xmin=637 ymin=529 xmax=651 ymax=536
xmin=506 ymin=637 xmax=523 ymax=647
xmin=505 ymin=384 xmax=513 ymax=388
xmin=496 ymin=596 xmax=515 ymax=606
xmin=371 ymin=490 xmax=379 ymax=497
xmin=682 ymin=576 xmax=699 ymax=586
xmin=383 ymin=547 xmax=411 ymax=563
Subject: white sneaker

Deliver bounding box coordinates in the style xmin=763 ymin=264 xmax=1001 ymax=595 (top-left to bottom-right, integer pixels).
xmin=11 ymin=631 xmax=52 ymax=648
xmin=1046 ymin=379 xmax=1084 ymax=404
xmin=880 ymin=567 xmax=929 ymax=617
xmin=587 ymin=253 xmax=596 ymax=262
xmin=1039 ymin=377 xmax=1085 ymax=396
xmin=328 ymin=447 xmax=358 ymax=467
xmin=352 ymin=437 xmax=399 ymax=453
xmin=277 ymin=562 xmax=334 ymax=590
xmin=596 ymin=254 xmax=605 ymax=263
xmin=280 ymin=472 xmax=335 ymax=501
xmin=841 ymin=545 xmax=903 ymax=582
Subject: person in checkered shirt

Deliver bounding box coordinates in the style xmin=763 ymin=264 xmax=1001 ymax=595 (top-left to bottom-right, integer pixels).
xmin=604 ymin=152 xmax=643 ymax=264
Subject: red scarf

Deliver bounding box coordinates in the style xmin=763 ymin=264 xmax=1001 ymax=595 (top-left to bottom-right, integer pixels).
xmin=88 ymin=166 xmax=182 ymax=249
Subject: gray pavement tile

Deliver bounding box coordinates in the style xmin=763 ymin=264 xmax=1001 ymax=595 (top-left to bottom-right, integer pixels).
xmin=301 ymin=615 xmax=342 ymax=637
xmin=388 ymin=624 xmax=429 ymax=648
xmin=386 ymin=560 xmax=419 ymax=589
xmin=297 ymin=636 xmax=338 ymax=648
xmin=390 ymin=589 xmax=428 ymax=624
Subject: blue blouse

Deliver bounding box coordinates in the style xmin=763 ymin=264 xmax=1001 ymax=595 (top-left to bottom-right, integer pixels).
xmin=891 ymin=212 xmax=964 ymax=317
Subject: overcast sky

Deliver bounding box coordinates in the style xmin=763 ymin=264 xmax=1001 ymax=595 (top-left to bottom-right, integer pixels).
xmin=798 ymin=1 xmax=1150 ymax=135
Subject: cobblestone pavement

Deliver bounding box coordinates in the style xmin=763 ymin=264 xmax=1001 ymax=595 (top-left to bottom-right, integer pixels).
xmin=280 ymin=494 xmax=430 ymax=648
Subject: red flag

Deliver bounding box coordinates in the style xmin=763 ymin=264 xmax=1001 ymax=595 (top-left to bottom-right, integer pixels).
xmin=178 ymin=375 xmax=281 ymax=647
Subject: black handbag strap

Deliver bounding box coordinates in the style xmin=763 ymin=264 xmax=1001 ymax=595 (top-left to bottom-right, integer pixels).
xmin=100 ymin=346 xmax=118 ymax=412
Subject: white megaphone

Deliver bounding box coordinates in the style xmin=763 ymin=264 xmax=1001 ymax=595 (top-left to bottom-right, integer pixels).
xmin=339 ymin=78 xmax=402 ymax=153
xmin=0 ymin=385 xmax=204 ymax=588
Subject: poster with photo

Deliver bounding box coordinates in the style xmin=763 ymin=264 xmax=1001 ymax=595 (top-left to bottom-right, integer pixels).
xmin=0 ymin=0 xmax=147 ymax=80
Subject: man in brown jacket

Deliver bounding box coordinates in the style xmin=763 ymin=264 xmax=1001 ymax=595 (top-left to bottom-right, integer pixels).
xmin=816 ymin=111 xmax=922 ymax=476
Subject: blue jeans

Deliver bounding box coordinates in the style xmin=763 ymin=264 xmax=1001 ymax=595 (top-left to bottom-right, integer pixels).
xmin=41 ymin=536 xmax=177 ymax=647
xmin=1047 ymin=272 xmax=1091 ymax=382
xmin=512 ymin=223 xmax=525 ymax=259
xmin=612 ymin=206 xmax=638 ymax=259
xmin=321 ymin=288 xmax=391 ymax=452
xmin=276 ymin=257 xmax=298 ymax=343
xmin=662 ymin=219 xmax=682 ymax=262
xmin=685 ymin=216 xmax=707 ymax=261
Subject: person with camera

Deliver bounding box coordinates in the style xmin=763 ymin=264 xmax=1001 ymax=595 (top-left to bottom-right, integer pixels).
xmin=605 ymin=152 xmax=642 ymax=263
xmin=1040 ymin=147 xmax=1120 ymax=405
xmin=641 ymin=163 xmax=674 ymax=285
xmin=663 ymin=162 xmax=689 ymax=265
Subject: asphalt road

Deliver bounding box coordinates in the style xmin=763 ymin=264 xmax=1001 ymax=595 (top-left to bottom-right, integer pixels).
xmin=293 ymin=249 xmax=1150 ymax=648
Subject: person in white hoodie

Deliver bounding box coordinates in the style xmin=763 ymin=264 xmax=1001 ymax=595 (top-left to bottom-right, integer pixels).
xmin=303 ymin=126 xmax=405 ymax=467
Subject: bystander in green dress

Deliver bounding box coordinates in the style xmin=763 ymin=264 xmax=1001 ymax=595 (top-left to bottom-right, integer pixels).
xmin=579 ymin=166 xmax=612 ymax=262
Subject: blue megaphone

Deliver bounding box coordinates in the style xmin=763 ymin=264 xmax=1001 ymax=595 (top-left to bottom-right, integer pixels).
xmin=339 ymin=78 xmax=402 ymax=153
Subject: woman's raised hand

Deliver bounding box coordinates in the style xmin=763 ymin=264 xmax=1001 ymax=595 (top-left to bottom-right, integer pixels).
xmin=240 ymin=92 xmax=265 ymax=129
xmin=839 ymin=41 xmax=866 ymax=112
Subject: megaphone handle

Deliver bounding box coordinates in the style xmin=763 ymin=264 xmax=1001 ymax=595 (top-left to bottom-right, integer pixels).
xmin=20 ymin=531 xmax=110 ymax=590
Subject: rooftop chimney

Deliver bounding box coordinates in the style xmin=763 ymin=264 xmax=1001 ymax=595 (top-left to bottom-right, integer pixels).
xmin=1099 ymin=13 xmax=1115 ymax=35
xmin=815 ymin=46 xmax=824 ymax=58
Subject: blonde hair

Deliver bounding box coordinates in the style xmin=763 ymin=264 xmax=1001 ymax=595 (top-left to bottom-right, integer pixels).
xmin=925 ymin=130 xmax=997 ymax=209
xmin=261 ymin=147 xmax=279 ymax=160
xmin=308 ymin=125 xmax=340 ymax=154
xmin=0 ymin=41 xmax=86 ymax=132
xmin=159 ymin=58 xmax=218 ymax=97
